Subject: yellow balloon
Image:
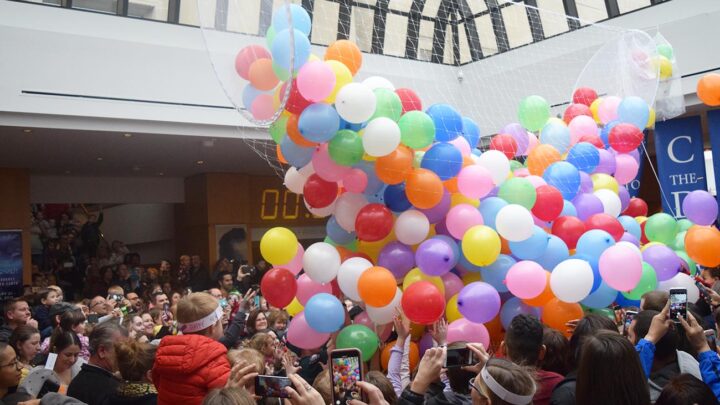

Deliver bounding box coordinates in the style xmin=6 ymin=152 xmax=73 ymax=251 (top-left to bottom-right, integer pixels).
xmin=591 ymin=173 xmax=619 ymax=194
xmin=446 ymin=294 xmax=463 ymax=322
xmin=284 ymin=297 xmax=304 ymax=316
xmin=635 ymin=216 xmax=648 ymax=224
xmin=451 ymin=193 xmax=479 ymax=208
xmin=646 ymin=107 xmax=656 ymax=129
xmin=590 ymin=97 xmax=603 ymax=124
xmin=462 ymin=225 xmax=501 ymax=266
xmin=308 ymin=54 xmax=321 ymax=63
xmin=462 ymin=272 xmax=482 ymax=285
xmin=260 ymin=227 xmax=299 ymax=264
xmin=324 ymin=60 xmax=353 ymax=103
xmin=652 ymin=55 xmax=673 ymax=79
xmin=403 ymin=268 xmax=445 ymax=295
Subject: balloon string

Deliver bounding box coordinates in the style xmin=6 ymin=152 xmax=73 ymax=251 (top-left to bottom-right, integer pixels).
xmin=639 ymin=140 xmax=676 ymax=218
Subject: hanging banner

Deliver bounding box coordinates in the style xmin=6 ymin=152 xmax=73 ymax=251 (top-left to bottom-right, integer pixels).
xmin=0 ymin=230 xmax=23 ymax=300
xmin=653 ymin=116 xmax=708 ymax=217
xmin=707 ymin=109 xmax=720 ymax=211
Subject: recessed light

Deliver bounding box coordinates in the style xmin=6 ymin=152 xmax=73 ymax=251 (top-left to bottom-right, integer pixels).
xmin=132 ymin=166 xmax=140 ymax=171
xmin=96 ymin=157 xmax=104 ymax=161
xmin=123 ymin=133 xmax=133 ymax=138
xmin=23 ymin=129 xmax=32 ymax=133
xmin=196 ymin=160 xmax=205 ymax=165
xmin=64 ymin=170 xmax=71 ymax=174
xmin=158 ymin=172 xmax=164 ymax=176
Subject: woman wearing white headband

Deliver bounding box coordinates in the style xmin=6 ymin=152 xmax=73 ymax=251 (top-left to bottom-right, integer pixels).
xmin=469 ymin=358 xmax=537 ymax=405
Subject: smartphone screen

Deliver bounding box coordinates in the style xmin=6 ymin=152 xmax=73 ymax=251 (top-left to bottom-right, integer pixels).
xmin=445 ymin=347 xmax=473 ymax=368
xmin=696 ymin=280 xmax=713 ymax=304
xmin=669 ymin=289 xmax=688 ymax=322
xmin=87 ymin=314 xmax=99 ymax=324
xmin=255 ymin=375 xmax=291 ymax=398
xmin=623 ymin=310 xmax=638 ymax=336
xmin=331 ymin=349 xmax=362 ymax=405
xmin=254 ymin=295 xmax=261 ymax=308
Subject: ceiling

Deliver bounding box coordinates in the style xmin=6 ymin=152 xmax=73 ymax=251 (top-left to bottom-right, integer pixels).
xmin=0 ymin=126 xmax=281 ymax=178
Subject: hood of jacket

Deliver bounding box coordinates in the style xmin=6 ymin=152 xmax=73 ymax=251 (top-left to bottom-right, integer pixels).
xmin=153 ymin=334 xmax=227 ymax=375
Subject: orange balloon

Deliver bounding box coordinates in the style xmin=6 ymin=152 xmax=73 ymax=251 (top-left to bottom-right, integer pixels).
xmin=527 ymin=144 xmax=561 ymax=176
xmin=410 ymin=323 xmax=425 ymax=341
xmin=357 ymin=266 xmax=397 ymax=307
xmin=335 ymin=246 xmax=352 ymax=261
xmin=484 ymin=315 xmax=503 ymax=352
xmin=697 ymin=73 xmax=720 ymax=106
xmin=500 ymin=237 xmax=511 ymax=255
xmin=376 ymin=145 xmax=413 ymax=185
xmin=325 ymin=40 xmax=363 ymax=76
xmin=523 ymin=272 xmax=554 ymax=307
xmin=248 ymin=58 xmax=279 ymax=91
xmin=276 ymin=144 xmax=287 ymax=164
xmin=685 ymin=225 xmax=720 ymax=267
xmin=443 ymin=178 xmax=459 ymax=194
xmin=543 ymin=297 xmax=583 ymax=338
xmin=287 ymin=114 xmax=317 ymax=148
xmin=406 ymin=168 xmax=444 ymax=209
xmin=381 ymin=340 xmax=419 ymax=371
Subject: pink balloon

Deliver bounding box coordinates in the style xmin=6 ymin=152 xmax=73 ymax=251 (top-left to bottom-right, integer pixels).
xmin=447 ymin=318 xmax=490 ymax=346
xmin=287 ymin=311 xmax=330 ymax=349
xmin=277 ymin=243 xmax=304 ymax=275
xmin=250 ymin=94 xmax=274 ymax=120
xmin=296 ymin=273 xmax=333 ymax=305
xmin=568 ymin=115 xmax=598 ymax=145
xmin=599 ymin=244 xmax=642 ymax=291
xmin=442 ymin=272 xmax=464 ymax=301
xmin=312 ymin=144 xmax=351 ymax=182
xmin=514 ymin=168 xmax=530 ymax=177
xmin=445 ymin=204 xmax=484 ymax=239
xmin=354 ymin=311 xmax=392 ymax=341
xmin=343 ymin=168 xmax=368 ymax=193
xmin=525 ymin=132 xmax=539 ymax=155
xmin=598 ymin=96 xmax=621 ymax=124
xmin=525 ymin=175 xmax=547 ymax=188
xmin=449 ymin=136 xmax=471 ymax=156
xmin=457 ymin=165 xmax=494 ymax=199
xmin=297 ymin=61 xmax=336 ymax=102
xmin=614 ymin=154 xmax=640 ymax=185
xmin=235 ymin=45 xmax=271 ymax=80
xmin=506 ymin=261 xmax=547 ymax=299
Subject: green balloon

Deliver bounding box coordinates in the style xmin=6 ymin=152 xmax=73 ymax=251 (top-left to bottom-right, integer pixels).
xmin=498 ymin=177 xmax=537 ymax=209
xmin=670 ymin=231 xmax=686 ymax=251
xmin=371 ymin=88 xmax=403 ymax=121
xmin=518 ymin=95 xmax=550 ymax=132
xmin=266 ymin=25 xmax=276 ymax=48
xmin=399 ymin=111 xmax=435 ymax=149
xmin=677 ymin=218 xmax=693 ymax=232
xmin=272 ymin=61 xmax=292 ymax=82
xmin=676 ymin=250 xmax=697 ymax=276
xmin=328 ymin=130 xmax=364 ymax=166
xmin=622 ymin=262 xmax=658 ymax=301
xmin=657 ymin=43 xmax=674 ymax=60
xmin=335 ymin=324 xmax=379 ymax=362
xmin=342 ymin=239 xmax=358 ymax=252
xmin=269 ymin=115 xmax=287 ymax=144
xmin=584 ymin=307 xmax=615 ymax=320
xmin=509 ymin=160 xmax=523 ymax=172
xmin=324 ymin=236 xmax=337 ymax=246
xmin=644 ymin=213 xmax=678 ymax=245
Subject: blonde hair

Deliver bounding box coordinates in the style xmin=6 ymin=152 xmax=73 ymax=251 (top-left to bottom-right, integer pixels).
xmin=176 ymin=292 xmax=218 ymax=335
xmin=227 ymin=348 xmax=265 ymax=375
xmin=247 ymin=333 xmax=273 ymax=353
xmin=312 ymin=369 xmax=332 ymax=405
xmin=115 ymin=340 xmax=157 ymax=382
xmin=202 ymin=388 xmax=255 ymax=405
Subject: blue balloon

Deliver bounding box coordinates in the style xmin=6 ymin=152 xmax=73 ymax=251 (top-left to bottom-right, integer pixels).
xmin=356 ymin=161 xmax=384 ymax=195
xmin=421 ymin=143 xmax=463 ymax=180
xmin=479 ymin=197 xmax=507 ymax=229
xmin=572 ymin=252 xmax=601 ymax=292
xmin=339 ymin=117 xmax=364 ymax=131
xmin=280 ymin=136 xmax=313 ymax=168
xmin=540 ymin=122 xmax=571 ymax=153
xmin=271 ymin=28 xmax=311 ymax=71
xmin=509 ymin=226 xmax=550 ymax=260
xmin=543 ymin=161 xmax=581 ymax=200
xmin=617 ymin=96 xmax=649 ymax=130
xmin=304 ymin=293 xmax=345 ymax=333
xmin=326 ymin=216 xmax=356 ymax=245
xmin=566 ymin=142 xmax=600 ymax=173
xmin=600 ymin=120 xmax=619 ymax=147
xmin=298 ymin=103 xmax=340 ymax=142
xmin=618 ymin=215 xmax=642 ymax=240
xmin=581 ymin=281 xmax=618 ymax=309
xmin=461 ymin=117 xmax=481 ymax=148
xmin=615 ymin=291 xmax=640 ymax=308
xmin=536 ymin=235 xmax=570 ymax=270
xmin=242 ymin=85 xmax=265 ymax=110
xmin=272 ymin=4 xmax=312 ymax=35
xmin=472 ymin=148 xmax=483 ymax=157
xmin=576 ymin=229 xmax=615 ymax=259
xmin=560 ymin=200 xmax=577 ymax=217
xmin=384 ymin=183 xmax=412 ymax=212
xmin=426 ymin=104 xmax=463 ymax=142
xmin=365 ymin=185 xmax=386 ymax=204
xmin=480 ymin=254 xmax=516 ymax=293
xmin=500 ymin=297 xmax=542 ymax=329
xmin=457 ymin=252 xmax=483 ymax=273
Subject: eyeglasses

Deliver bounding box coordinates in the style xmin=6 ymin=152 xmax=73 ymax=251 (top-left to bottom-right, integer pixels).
xmin=468 ymin=378 xmax=489 ymax=399
xmin=0 ymin=358 xmax=21 ymax=370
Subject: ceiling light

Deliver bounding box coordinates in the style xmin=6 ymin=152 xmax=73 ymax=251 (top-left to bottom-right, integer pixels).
xmin=196 ymin=160 xmax=205 ymax=165
xmin=132 ymin=166 xmax=140 ymax=171
xmin=96 ymin=157 xmax=103 ymax=161
xmin=23 ymin=129 xmax=32 ymax=133
xmin=64 ymin=170 xmax=71 ymax=174
xmin=123 ymin=133 xmax=133 ymax=138
xmin=158 ymin=172 xmax=164 ymax=176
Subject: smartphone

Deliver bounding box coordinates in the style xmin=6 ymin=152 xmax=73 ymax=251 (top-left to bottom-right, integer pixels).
xmin=87 ymin=314 xmax=99 ymax=324
xmin=669 ymin=288 xmax=688 ymax=322
xmin=37 ymin=378 xmax=60 ymax=397
xmin=445 ymin=347 xmax=474 ymax=368
xmin=162 ymin=302 xmax=170 ymax=322
xmin=219 ymin=298 xmax=229 ymax=309
xmin=330 ymin=348 xmax=363 ymax=405
xmin=255 ymin=375 xmax=291 ymax=398
xmin=705 ymin=330 xmax=718 ymax=352
xmin=696 ymin=280 xmax=713 ymax=304
xmin=254 ymin=294 xmax=261 ymax=308
xmin=623 ymin=310 xmax=638 ymax=336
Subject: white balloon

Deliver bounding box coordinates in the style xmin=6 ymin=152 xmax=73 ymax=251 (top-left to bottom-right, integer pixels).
xmin=334 ymin=193 xmax=368 ymax=231
xmin=366 ymin=288 xmax=403 ymax=325
xmin=550 ymin=259 xmax=594 ymax=303
xmin=362 ymin=117 xmax=401 ymax=157
xmin=284 ymin=167 xmax=307 ymax=195
xmin=337 ymin=257 xmax=373 ymax=301
xmin=305 ymin=197 xmax=336 ymax=218
xmin=298 ymin=162 xmax=315 ymax=177
xmin=362 ymin=76 xmax=395 ymax=91
xmin=495 ymin=204 xmax=534 ymax=242
xmin=594 ymin=189 xmax=622 ymax=217
xmin=303 ymin=242 xmax=341 ymax=283
xmin=657 ymin=273 xmax=700 ymax=304
xmin=394 ymin=210 xmax=430 ymax=246
xmin=335 ymin=83 xmax=376 ymax=123
xmin=476 ymin=150 xmax=510 ymax=185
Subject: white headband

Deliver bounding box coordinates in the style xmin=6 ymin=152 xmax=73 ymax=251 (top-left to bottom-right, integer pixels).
xmin=178 ymin=305 xmax=223 ymax=334
xmin=480 ymin=365 xmax=536 ymax=405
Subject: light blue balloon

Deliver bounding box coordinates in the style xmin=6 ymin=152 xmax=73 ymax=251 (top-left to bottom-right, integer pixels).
xmin=356 ymin=161 xmax=384 ymax=195
xmin=326 ymin=216 xmax=356 ymax=245
xmin=617 ymin=96 xmax=649 ymax=130
xmin=600 ymin=120 xmax=619 ymax=147
xmin=305 ymin=293 xmax=345 ymax=333
xmin=509 ymin=226 xmax=550 ymax=260
xmin=618 ymin=215 xmax=642 ymax=240
xmin=576 ymin=229 xmax=615 ymax=259
xmin=365 ymin=185 xmax=386 ymax=204
xmin=573 ymin=252 xmax=602 ymax=292
xmin=500 ymin=297 xmax=542 ymax=329
xmin=461 ymin=117 xmax=481 ymax=148
xmin=480 ymin=254 xmax=515 ymax=293
xmin=543 ymin=162 xmax=581 ymax=201
xmin=566 ymin=142 xmax=600 ymax=173
xmin=560 ymin=200 xmax=577 ymax=217
xmin=242 ymin=85 xmax=265 ymax=110
xmin=271 ymin=28 xmax=311 ymax=71
xmin=272 ymin=4 xmax=312 ymax=35
xmin=280 ymin=136 xmax=313 ymax=168
xmin=536 ymin=235 xmax=569 ymax=270
xmin=540 ymin=122 xmax=571 ymax=153
xmin=298 ymin=103 xmax=340 ymax=142
xmin=581 ymin=281 xmax=617 ymax=309
xmin=457 ymin=251 xmax=483 ymax=273
xmin=479 ymin=197 xmax=507 ymax=230
xmin=426 ymin=104 xmax=463 ymax=142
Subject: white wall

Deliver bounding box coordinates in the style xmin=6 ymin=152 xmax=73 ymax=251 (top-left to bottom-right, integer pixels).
xmin=100 ymin=203 xmax=176 ymax=263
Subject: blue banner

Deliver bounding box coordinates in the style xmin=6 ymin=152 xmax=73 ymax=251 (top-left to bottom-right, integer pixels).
xmin=0 ymin=230 xmax=23 ymax=300
xmin=707 ymin=109 xmax=720 ymax=214
xmin=653 ymin=116 xmax=708 ymax=217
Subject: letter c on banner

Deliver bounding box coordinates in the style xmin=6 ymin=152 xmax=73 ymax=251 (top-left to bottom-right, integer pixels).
xmin=668 ymin=136 xmax=694 ymax=164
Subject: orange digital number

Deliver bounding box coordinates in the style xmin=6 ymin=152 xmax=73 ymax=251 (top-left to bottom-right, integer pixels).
xmin=260 ymin=189 xmax=279 ymax=220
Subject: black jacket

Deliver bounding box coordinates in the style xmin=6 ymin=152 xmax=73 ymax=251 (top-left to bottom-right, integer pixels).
xmin=67 ymin=363 xmax=120 ymax=405
xmin=0 ymin=325 xmax=14 ymax=343
xmin=550 ymin=370 xmax=577 ymax=405
xmin=108 ymin=382 xmax=157 ymax=405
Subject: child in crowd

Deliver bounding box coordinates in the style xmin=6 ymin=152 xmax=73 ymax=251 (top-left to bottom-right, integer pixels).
xmin=34 ymin=288 xmax=60 ymax=337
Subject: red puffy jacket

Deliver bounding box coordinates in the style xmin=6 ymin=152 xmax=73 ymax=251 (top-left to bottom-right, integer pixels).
xmin=153 ymin=334 xmax=230 ymax=405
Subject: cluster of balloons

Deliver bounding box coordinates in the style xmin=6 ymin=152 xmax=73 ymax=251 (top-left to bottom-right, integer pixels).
xmin=249 ymin=5 xmax=720 ymax=361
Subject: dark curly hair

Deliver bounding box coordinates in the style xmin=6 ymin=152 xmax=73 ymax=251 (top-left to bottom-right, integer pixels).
xmin=505 ymin=314 xmax=544 ymax=366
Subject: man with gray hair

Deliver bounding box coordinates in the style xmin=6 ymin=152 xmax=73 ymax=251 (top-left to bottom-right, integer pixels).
xmin=67 ymin=321 xmax=128 ymax=405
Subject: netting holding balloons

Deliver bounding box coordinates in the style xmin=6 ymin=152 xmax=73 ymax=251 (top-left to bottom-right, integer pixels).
xmin=249 ymin=5 xmax=720 ymax=353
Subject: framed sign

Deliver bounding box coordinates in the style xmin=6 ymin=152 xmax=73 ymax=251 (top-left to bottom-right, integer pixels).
xmin=0 ymin=230 xmax=23 ymax=300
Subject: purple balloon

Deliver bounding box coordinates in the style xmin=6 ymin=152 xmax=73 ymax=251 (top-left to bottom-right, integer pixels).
xmin=418 ymin=332 xmax=434 ymax=357
xmin=378 ymin=241 xmax=415 ymax=279
xmin=682 ymin=190 xmax=719 ymax=226
xmin=499 ymin=297 xmax=542 ymax=329
xmin=579 ymin=172 xmax=594 ymax=193
xmin=572 ymin=193 xmax=604 ymax=221
xmin=642 ymin=245 xmax=681 ymax=281
xmin=485 ymin=186 xmax=499 ymax=198
xmin=415 ymin=238 xmax=456 ymax=276
xmin=434 ymin=219 xmax=454 ymax=239
xmin=441 ymin=272 xmax=464 ymax=301
xmin=620 ymin=232 xmax=640 ymax=246
xmin=618 ymin=186 xmax=630 ymax=212
xmin=457 ymin=282 xmax=501 ymax=323
xmin=419 ymin=191 xmax=451 ymax=224
xmin=502 ymin=123 xmax=529 ymax=155
xmin=595 ymin=149 xmax=616 ymax=175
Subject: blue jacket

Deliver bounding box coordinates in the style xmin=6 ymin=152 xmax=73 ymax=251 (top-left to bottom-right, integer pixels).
xmin=698 ymin=350 xmax=720 ymax=400
xmin=635 ymin=338 xmax=655 ymax=378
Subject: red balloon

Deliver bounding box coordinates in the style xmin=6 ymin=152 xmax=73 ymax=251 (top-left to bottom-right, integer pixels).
xmin=552 ymin=216 xmax=586 ymax=250
xmin=563 ymin=103 xmax=592 ymax=124
xmin=283 ymin=79 xmax=312 ymax=115
xmin=489 ymin=134 xmax=518 ymax=159
xmin=585 ymin=213 xmax=624 ymax=241
xmin=623 ymin=197 xmax=648 ymax=217
xmin=401 ymin=281 xmax=445 ymax=325
xmin=608 ymin=123 xmax=643 ymax=153
xmin=532 ymin=185 xmax=564 ymax=222
xmin=355 ymin=203 xmax=394 ymax=242
xmin=572 ymin=87 xmax=598 ymax=106
xmin=578 ymin=134 xmax=605 ymax=149
xmin=640 ymin=221 xmax=650 ymax=245
xmin=395 ymin=88 xmax=422 ymax=113
xmin=260 ymin=268 xmax=297 ymax=308
xmin=303 ymin=174 xmax=338 ymax=208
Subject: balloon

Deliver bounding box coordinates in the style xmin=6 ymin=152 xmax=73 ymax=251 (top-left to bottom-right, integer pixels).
xmin=442 ymin=272 xmax=464 ymax=301
xmin=260 ymin=227 xmax=299 ymax=264
xmin=598 ymin=244 xmax=643 ymax=291
xmin=597 ymin=96 xmax=621 ymax=124
xmin=396 ymin=88 xmax=423 ymax=113
xmin=571 ymin=193 xmax=603 ymax=222
xmin=502 ymin=123 xmax=529 ymax=155
xmin=642 ymin=244 xmax=681 ymax=282
xmin=573 ymin=87 xmax=598 ymax=106
xmin=581 ymin=281 xmax=618 ymax=309
xmin=479 ymin=254 xmax=515 ymax=293
xmin=657 ymin=273 xmax=700 ymax=305
xmin=335 ymin=83 xmax=376 ymax=123
xmin=523 ymin=272 xmax=554 ymax=307
xmin=495 ymin=204 xmax=534 ymax=242
xmin=271 ymin=28 xmax=310 ymax=71
xmin=343 ymin=169 xmax=368 ymax=193
xmin=398 ymin=111 xmax=435 ymax=149
xmin=337 ymin=257 xmax=372 ymax=301
xmin=295 ymin=273 xmax=333 ymax=306
xmin=536 ymin=235 xmax=570 ymax=270
xmin=461 ymin=225 xmax=501 ymax=266
xmin=405 ymin=169 xmax=444 ymax=209
xmin=381 ymin=340 xmax=419 ymax=371
xmin=329 ymin=130 xmax=364 ymax=166
xmin=447 ymin=318 xmax=490 ymax=346
xmin=479 ymin=197 xmax=508 ymax=230
xmin=335 ymin=192 xmax=368 ymax=232
xmin=247 ymin=58 xmax=278 ymax=91
xmin=383 ymin=183 xmax=412 ymax=213
xmin=403 ymin=268 xmax=445 ymax=294
xmin=287 ymin=311 xmax=330 ymax=349
xmin=685 ymin=225 xmax=720 ymax=267
xmin=697 ymin=73 xmax=720 ymax=106
xmin=618 ymin=215 xmax=642 ymax=240
xmin=506 ymin=261 xmax=547 ymax=299
xmin=325 ymin=60 xmax=353 ymax=103
xmin=568 ymin=116 xmax=598 ymax=144
xmin=614 ymin=154 xmax=640 ymax=185
xmin=624 ymin=197 xmax=648 ymax=217
xmin=355 ymin=203 xmax=393 ymax=242
xmin=563 ymin=103 xmax=592 ymax=125
xmin=305 ymin=293 xmax=345 ymax=333
xmin=416 ymin=238 xmax=457 ymax=276
xmin=552 ymin=216 xmax=586 ymax=249
xmin=617 ymin=96 xmax=650 ymax=130
xmin=371 ymin=88 xmax=403 ymax=121
xmin=272 ymin=3 xmax=311 ymax=34
xmin=550 ymin=259 xmax=593 ymax=303
xmin=682 ymin=190 xmax=719 ymax=226
xmin=457 ymin=282 xmax=501 ymax=323
xmin=644 ymin=213 xmax=678 ymax=245
xmin=462 ymin=117 xmax=482 ymax=148
xmin=366 ymin=288 xmax=403 ymax=325
xmin=477 ymin=150 xmax=511 ymax=185
xmin=421 ymin=143 xmax=463 ymax=180
xmin=394 ymin=210 xmax=430 ymax=246
xmin=303 ymin=242 xmax=341 ymax=283
xmin=500 ymin=298 xmax=542 ymax=329
xmin=576 ymin=229 xmax=615 ymax=259
xmin=358 ymin=266 xmax=397 ymax=307
xmin=498 ymin=177 xmax=537 ymax=210
xmin=303 ymin=174 xmax=338 ymax=208
xmin=377 ymin=241 xmax=415 ymax=279
xmin=608 ymin=123 xmax=643 ymax=153
xmin=284 ymin=167 xmax=307 ymax=195
xmin=622 ymin=262 xmax=658 ymax=301
xmin=284 ymin=78 xmax=313 ymax=115
xmin=593 ymin=190 xmax=622 ymax=218
xmin=445 ymin=204 xmax=484 ymax=240
xmin=594 ymin=150 xmax=617 ymax=176
xmin=540 ymin=122 xmax=571 ymax=153
xmin=374 ymin=144 xmax=414 ymax=184
xmin=260 ymin=268 xmax=297 ymax=308
xmin=509 ymin=226 xmax=550 ymax=260
xmin=531 ymin=185 xmax=563 ymax=223
xmin=457 ymin=165 xmax=494 ymax=200
xmin=296 ymin=61 xmax=335 ymax=102
xmin=235 ymin=45 xmax=272 ymax=80
xmin=401 ymin=281 xmax=445 ymax=325
xmin=518 ymin=95 xmax=550 ymax=131
xmin=325 ymin=39 xmax=363 ymax=75
xmin=543 ymin=162 xmax=581 ymax=201
xmin=336 ymin=324 xmax=379 ymax=362
xmin=489 ymin=134 xmax=518 ymax=159
xmin=543 ymin=298 xmax=583 ymax=337
xmin=426 ymin=104 xmax=463 ymax=141
xmin=363 ymin=117 xmax=401 ymax=157
xmin=446 ymin=295 xmax=462 ymax=323
xmin=566 ymin=142 xmax=600 ymax=173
